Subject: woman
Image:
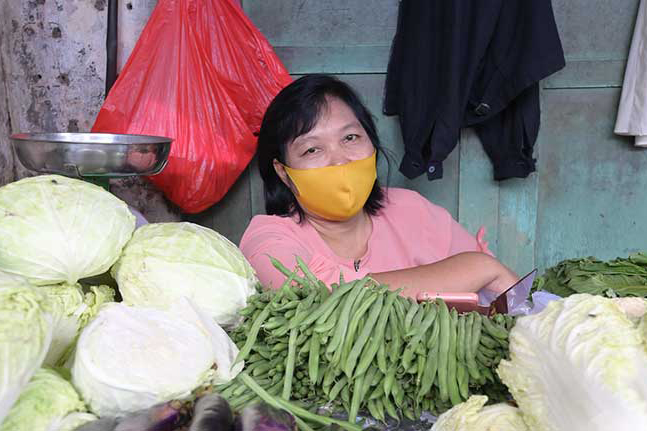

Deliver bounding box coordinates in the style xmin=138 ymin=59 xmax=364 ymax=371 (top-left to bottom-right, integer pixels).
xmin=240 ymin=75 xmax=518 ymax=299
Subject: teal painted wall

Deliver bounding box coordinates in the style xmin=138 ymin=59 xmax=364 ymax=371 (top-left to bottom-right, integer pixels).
xmin=188 ymin=0 xmax=647 ymax=275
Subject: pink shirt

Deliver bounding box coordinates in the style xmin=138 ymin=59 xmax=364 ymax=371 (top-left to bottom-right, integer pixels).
xmin=239 ymin=188 xmax=490 ymax=288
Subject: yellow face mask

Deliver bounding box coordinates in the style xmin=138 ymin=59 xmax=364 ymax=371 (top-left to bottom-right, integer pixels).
xmin=283 ymin=152 xmax=377 ymax=221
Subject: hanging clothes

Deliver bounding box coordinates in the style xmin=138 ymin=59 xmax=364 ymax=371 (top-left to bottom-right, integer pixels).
xmin=383 ymin=0 xmax=565 ymax=181
xmin=615 ymin=0 xmax=647 ymax=148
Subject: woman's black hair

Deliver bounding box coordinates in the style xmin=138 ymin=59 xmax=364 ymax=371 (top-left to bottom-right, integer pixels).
xmin=257 ymin=74 xmax=388 ymax=221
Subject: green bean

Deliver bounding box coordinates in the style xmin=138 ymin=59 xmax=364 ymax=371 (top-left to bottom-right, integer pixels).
xmin=369 ymin=382 xmax=384 ymax=400
xmin=272 ymin=342 xmax=288 ymax=352
xmin=476 ymin=349 xmax=493 ymax=367
xmin=360 ymin=367 xmax=378 ymax=401
xmin=437 ymin=300 xmax=451 ymax=402
xmin=415 ymin=353 xmax=426 ymax=386
xmin=406 ymin=305 xmax=426 ymax=338
xmin=343 ymin=294 xmax=384 ymax=378
xmin=282 ymin=328 xmax=298 ymax=400
xmin=457 ymin=362 xmax=469 ymax=400
xmin=418 ymin=333 xmax=439 ymax=400
xmin=239 ymin=372 xmax=362 ymax=431
xmin=402 ymin=305 xmax=437 ymax=369
xmin=234 ymin=307 xmax=271 ymax=365
xmin=295 ymin=255 xmax=319 ymax=285
xmin=348 ymin=373 xmax=364 ymax=421
xmin=377 ymin=339 xmax=388 ymax=374
xmin=404 ymin=301 xmax=420 ymax=334
xmin=393 ymin=381 xmax=405 ymax=408
xmin=353 ymin=291 xmax=398 ymax=377
xmin=307 ymin=336 xmax=321 ymax=385
xmin=341 ymin=385 xmax=350 ymax=405
xmin=366 ymin=399 xmax=382 ymax=422
xmin=329 ymin=376 xmax=348 ymax=402
xmin=388 ymin=309 xmax=403 ymax=364
xmin=447 ymin=309 xmax=461 ymax=406
xmin=383 ymin=366 xmax=396 ymax=397
xmin=264 ymin=317 xmax=287 ymax=330
xmin=465 ymin=313 xmax=481 ymax=381
xmin=327 ymin=281 xmax=364 ymax=355
xmin=299 ymin=280 xmax=359 ymax=328
xmin=269 ymin=256 xmax=307 ymax=285
xmin=457 ymin=315 xmax=466 ymax=364
xmin=479 ymin=333 xmax=498 ymax=349
xmin=342 ymin=292 xmax=379 ymax=364
xmin=483 ymin=317 xmax=509 ymax=340
xmin=373 ymin=398 xmax=386 ymax=422
xmin=382 ymin=394 xmax=399 ymax=420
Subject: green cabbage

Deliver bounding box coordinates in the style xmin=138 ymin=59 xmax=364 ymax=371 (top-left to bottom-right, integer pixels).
xmin=112 ymin=222 xmax=257 ymax=327
xmin=0 ymin=270 xmax=31 ymax=289
xmin=497 ymin=294 xmax=647 ymax=431
xmin=0 ymin=286 xmax=52 ymax=424
xmin=40 ymin=284 xmax=115 ymax=367
xmin=0 ymin=368 xmax=86 ymax=431
xmin=72 ymin=301 xmax=243 ymax=417
xmin=0 ymin=175 xmax=135 ymax=285
xmin=431 ymin=395 xmax=529 ymax=431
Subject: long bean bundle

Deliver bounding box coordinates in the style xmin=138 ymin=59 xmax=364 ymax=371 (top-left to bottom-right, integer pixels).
xmin=219 ymin=258 xmax=513 ymax=427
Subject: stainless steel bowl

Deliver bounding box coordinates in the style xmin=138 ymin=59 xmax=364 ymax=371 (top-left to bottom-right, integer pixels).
xmin=9 ymin=132 xmax=172 ymax=177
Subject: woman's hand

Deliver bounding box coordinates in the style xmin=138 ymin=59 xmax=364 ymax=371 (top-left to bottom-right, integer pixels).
xmin=369 ymin=252 xmax=518 ymax=299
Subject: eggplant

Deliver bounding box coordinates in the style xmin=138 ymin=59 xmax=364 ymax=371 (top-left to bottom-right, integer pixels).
xmin=238 ymin=402 xmax=297 ymax=431
xmin=188 ymin=393 xmax=235 ymax=431
xmin=114 ymin=402 xmax=183 ymax=431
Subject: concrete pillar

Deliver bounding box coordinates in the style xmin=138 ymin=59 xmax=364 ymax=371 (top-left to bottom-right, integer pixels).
xmin=0 ymin=0 xmax=179 ymax=222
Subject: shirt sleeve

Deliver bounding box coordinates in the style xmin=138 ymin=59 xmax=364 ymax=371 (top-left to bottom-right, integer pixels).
xmin=448 ymin=221 xmax=494 ymax=256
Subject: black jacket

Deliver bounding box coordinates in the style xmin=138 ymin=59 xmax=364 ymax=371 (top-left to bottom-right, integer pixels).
xmin=384 ymin=0 xmax=565 ymax=180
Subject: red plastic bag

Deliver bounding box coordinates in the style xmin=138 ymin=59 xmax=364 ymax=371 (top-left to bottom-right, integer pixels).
xmin=194 ymin=0 xmax=293 ymax=133
xmin=92 ymin=0 xmax=291 ymax=213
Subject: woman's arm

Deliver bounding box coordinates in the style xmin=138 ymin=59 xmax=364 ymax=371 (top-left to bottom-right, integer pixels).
xmin=369 ymin=252 xmax=518 ymax=299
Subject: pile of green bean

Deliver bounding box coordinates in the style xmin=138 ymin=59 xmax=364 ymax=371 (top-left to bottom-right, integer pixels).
xmin=219 ymin=257 xmax=513 ymax=426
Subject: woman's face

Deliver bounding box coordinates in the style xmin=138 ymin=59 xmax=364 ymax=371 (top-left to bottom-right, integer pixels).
xmin=281 ymin=97 xmax=375 ymax=169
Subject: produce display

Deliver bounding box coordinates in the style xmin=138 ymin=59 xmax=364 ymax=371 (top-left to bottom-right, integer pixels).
xmin=532 ymin=253 xmax=647 ymax=298
xmin=2 ymin=174 xmax=647 ymax=431
xmin=220 ymin=258 xmax=514 ymax=426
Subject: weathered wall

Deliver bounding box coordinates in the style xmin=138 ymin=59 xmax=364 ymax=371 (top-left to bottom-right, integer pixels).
xmin=192 ymin=0 xmax=647 ymax=275
xmin=0 ymin=0 xmax=179 ymax=222
xmin=0 ymin=19 xmax=13 ymax=186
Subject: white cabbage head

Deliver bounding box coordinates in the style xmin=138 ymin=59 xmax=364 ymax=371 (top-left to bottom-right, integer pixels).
xmin=0 ymin=286 xmax=53 ymax=423
xmin=0 ymin=175 xmax=135 ymax=285
xmin=72 ymin=300 xmax=243 ymax=417
xmin=431 ymin=395 xmax=529 ymax=431
xmin=0 ymin=368 xmax=86 ymax=431
xmin=40 ymin=284 xmax=115 ymax=367
xmin=497 ymin=294 xmax=647 ymax=431
xmin=112 ymin=222 xmax=257 ymax=327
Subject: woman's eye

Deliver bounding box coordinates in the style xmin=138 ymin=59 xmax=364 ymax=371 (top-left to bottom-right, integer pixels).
xmin=344 ymin=134 xmax=359 ymax=142
xmin=302 ymin=147 xmax=317 ymax=156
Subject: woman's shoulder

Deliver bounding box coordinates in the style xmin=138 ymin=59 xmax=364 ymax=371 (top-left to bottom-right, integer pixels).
xmin=242 ymin=214 xmax=303 ymax=238
xmin=382 ymin=187 xmax=451 ymax=217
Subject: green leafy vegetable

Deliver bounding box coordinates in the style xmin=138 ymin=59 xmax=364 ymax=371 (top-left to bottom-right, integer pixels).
xmin=497 ymin=294 xmax=647 ymax=431
xmin=0 ymin=175 xmax=135 ymax=285
xmin=112 ymin=222 xmax=257 ymax=327
xmin=0 ymin=368 xmax=87 ymax=431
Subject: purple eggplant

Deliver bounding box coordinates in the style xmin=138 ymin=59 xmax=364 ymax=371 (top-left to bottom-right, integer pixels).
xmin=114 ymin=402 xmax=183 ymax=431
xmin=238 ymin=402 xmax=297 ymax=431
xmin=188 ymin=393 xmax=235 ymax=431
